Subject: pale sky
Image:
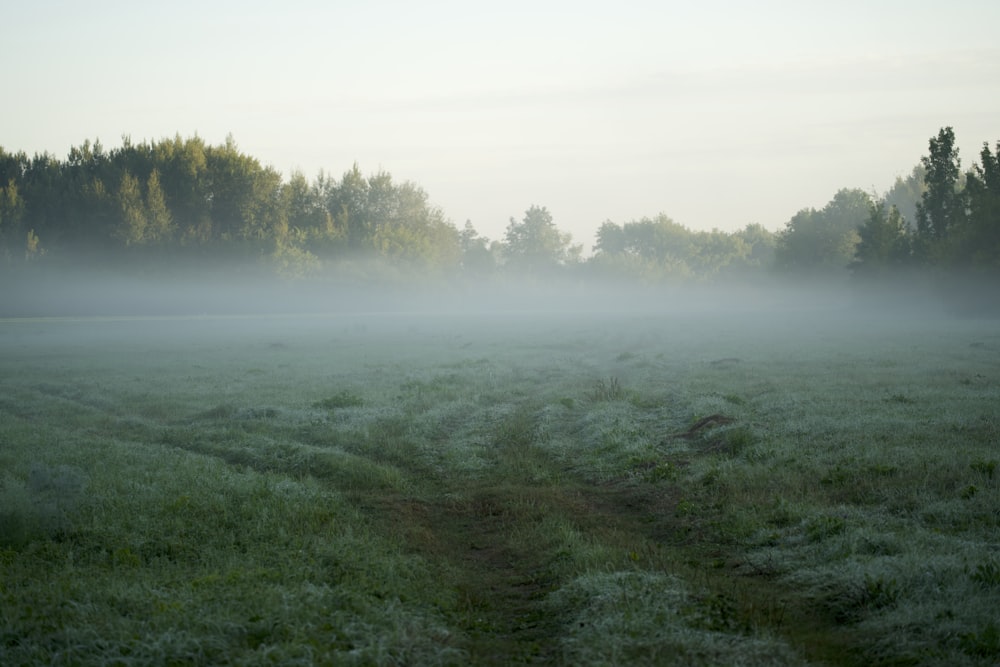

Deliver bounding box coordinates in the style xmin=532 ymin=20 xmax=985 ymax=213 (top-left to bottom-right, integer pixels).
xmin=4 ymin=1 xmax=999 ymax=247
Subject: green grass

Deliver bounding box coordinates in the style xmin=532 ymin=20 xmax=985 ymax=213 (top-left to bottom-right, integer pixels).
xmin=0 ymin=311 xmax=998 ymax=665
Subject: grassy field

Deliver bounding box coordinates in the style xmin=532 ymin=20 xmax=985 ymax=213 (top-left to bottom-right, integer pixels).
xmin=1 ymin=306 xmax=998 ymax=665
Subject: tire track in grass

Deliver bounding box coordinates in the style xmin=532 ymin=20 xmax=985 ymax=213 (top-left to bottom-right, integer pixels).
xmin=361 ymin=432 xmax=863 ymax=666
xmin=360 ymin=485 xmax=564 ymax=665
xmin=359 ymin=437 xmax=686 ymax=666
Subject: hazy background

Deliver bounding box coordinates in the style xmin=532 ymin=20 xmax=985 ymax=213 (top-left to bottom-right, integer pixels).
xmin=4 ymin=0 xmax=999 ymax=247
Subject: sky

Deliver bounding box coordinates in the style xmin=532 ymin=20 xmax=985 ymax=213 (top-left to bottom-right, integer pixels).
xmin=4 ymin=0 xmax=999 ymax=248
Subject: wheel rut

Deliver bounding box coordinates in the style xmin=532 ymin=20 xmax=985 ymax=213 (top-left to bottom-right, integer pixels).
xmin=367 ymin=475 xmax=682 ymax=665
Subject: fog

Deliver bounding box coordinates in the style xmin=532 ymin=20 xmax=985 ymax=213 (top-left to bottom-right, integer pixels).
xmin=3 ymin=261 xmax=980 ymax=344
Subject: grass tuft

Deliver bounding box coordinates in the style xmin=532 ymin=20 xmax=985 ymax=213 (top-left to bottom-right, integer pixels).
xmin=313 ymin=389 xmax=365 ymax=410
xmin=589 ymin=376 xmax=626 ymax=402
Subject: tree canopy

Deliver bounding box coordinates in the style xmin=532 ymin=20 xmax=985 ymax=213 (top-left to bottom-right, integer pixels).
xmin=502 ymin=205 xmax=581 ymax=274
xmin=0 ymin=136 xmax=462 ymax=277
xmin=1 ymin=128 xmax=998 ymax=312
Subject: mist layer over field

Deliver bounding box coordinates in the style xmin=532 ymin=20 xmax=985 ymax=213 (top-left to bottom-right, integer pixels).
xmin=1 ymin=256 xmax=958 ymax=323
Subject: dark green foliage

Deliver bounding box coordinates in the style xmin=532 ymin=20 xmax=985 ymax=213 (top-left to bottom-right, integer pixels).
xmin=916 ymin=127 xmax=964 ymax=244
xmin=0 ymin=136 xmax=463 ymax=275
xmin=3 ymin=126 xmax=1000 ymax=313
xmin=960 ymin=141 xmax=1000 ymax=266
xmin=852 ymin=202 xmax=911 ymax=277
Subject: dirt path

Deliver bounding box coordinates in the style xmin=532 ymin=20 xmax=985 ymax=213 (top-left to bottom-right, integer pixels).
xmin=362 ymin=471 xmax=683 ymax=665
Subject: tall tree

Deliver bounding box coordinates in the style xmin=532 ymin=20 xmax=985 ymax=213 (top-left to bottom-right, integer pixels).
xmin=915 ymin=127 xmax=964 ymax=248
xmin=502 ymin=205 xmax=579 ymax=273
xmin=115 ymin=170 xmax=147 ymax=246
xmin=327 ymin=164 xmax=374 ymax=251
xmin=884 ymin=164 xmax=925 ymax=230
xmin=202 ymin=134 xmax=283 ymax=248
xmin=281 ymin=170 xmax=342 ymax=255
xmin=961 ymin=141 xmax=1000 ymax=267
xmin=372 ymin=181 xmax=461 ymax=269
xmin=459 ymin=221 xmax=496 ymax=274
xmin=151 ymin=135 xmax=211 ymax=244
xmin=0 ymin=179 xmax=26 ymax=258
xmin=144 ymin=169 xmax=173 ymax=245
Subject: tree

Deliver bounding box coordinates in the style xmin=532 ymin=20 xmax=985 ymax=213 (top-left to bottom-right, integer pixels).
xmin=0 ymin=179 xmax=26 ymax=259
xmin=961 ymin=141 xmax=1000 ymax=267
xmin=591 ymin=215 xmax=771 ymax=283
xmin=851 ymin=201 xmax=910 ymax=278
xmin=884 ymin=164 xmax=925 ymax=230
xmin=202 ymin=135 xmax=284 ymax=248
xmin=327 ymin=164 xmax=374 ymax=251
xmin=144 ymin=169 xmax=173 ymax=245
xmin=915 ymin=127 xmax=964 ymax=250
xmin=281 ymin=170 xmax=342 ymax=257
xmin=372 ymin=183 xmax=461 ymax=270
xmin=621 ymin=215 xmax=692 ymax=265
xmin=321 ymin=166 xmax=461 ymax=269
xmin=732 ymin=223 xmax=776 ymax=270
xmin=25 ymin=228 xmax=42 ymax=261
xmin=151 ymin=135 xmax=211 ymax=243
xmin=115 ymin=171 xmax=147 ymax=247
xmin=594 ymin=220 xmax=627 ymax=256
xmin=502 ymin=205 xmax=579 ymax=273
xmin=689 ymin=228 xmax=751 ymax=278
xmin=459 ymin=221 xmax=496 ymax=275
xmin=774 ymin=188 xmax=870 ymax=275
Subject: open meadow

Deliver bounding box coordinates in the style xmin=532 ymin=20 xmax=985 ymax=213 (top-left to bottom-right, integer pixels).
xmin=1 ymin=303 xmax=998 ymax=665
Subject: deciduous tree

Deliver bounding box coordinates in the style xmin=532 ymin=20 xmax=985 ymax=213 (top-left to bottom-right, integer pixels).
xmin=915 ymin=127 xmax=964 ymax=249
xmin=774 ymin=189 xmax=870 ymax=275
xmin=962 ymin=141 xmax=1000 ymax=267
xmin=502 ymin=205 xmax=579 ymax=273
xmin=851 ymin=201 xmax=910 ymax=278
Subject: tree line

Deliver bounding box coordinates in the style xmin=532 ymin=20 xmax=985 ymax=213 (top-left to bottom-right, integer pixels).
xmin=1 ymin=129 xmax=997 ymax=295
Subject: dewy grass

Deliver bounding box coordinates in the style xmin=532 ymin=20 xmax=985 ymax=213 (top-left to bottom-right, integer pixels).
xmin=548 ymin=571 xmax=805 ymax=666
xmin=0 ymin=311 xmax=998 ymax=665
